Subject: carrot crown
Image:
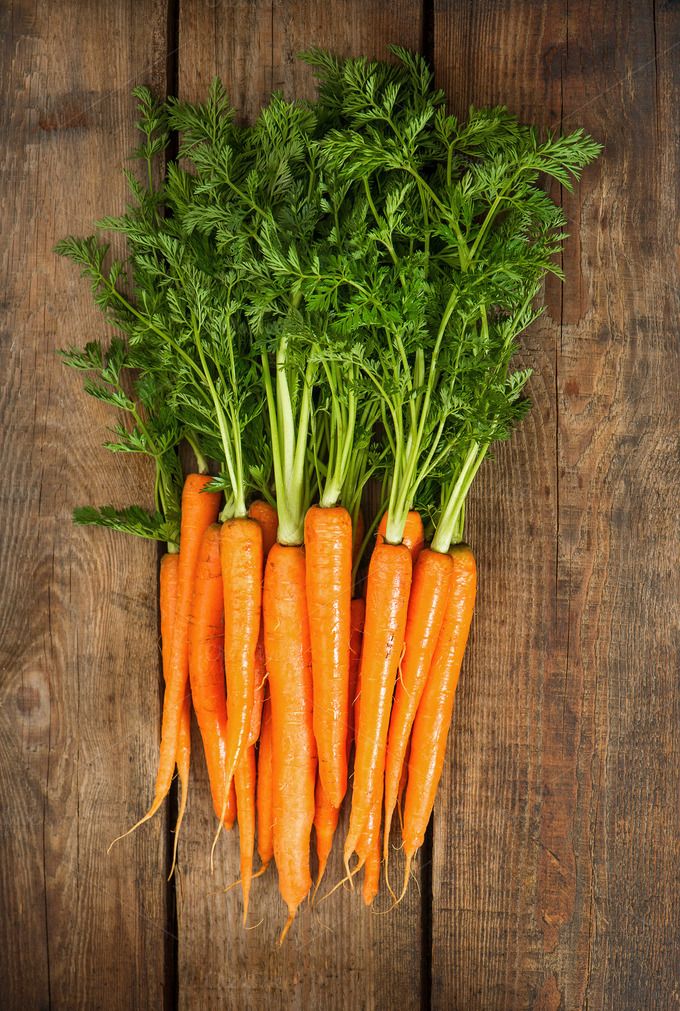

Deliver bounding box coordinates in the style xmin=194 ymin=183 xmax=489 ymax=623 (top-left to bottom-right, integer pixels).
xmin=58 ymin=55 xmax=600 ymax=557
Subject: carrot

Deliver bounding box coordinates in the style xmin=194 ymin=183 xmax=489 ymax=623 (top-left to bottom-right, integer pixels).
xmin=377 ymin=510 xmax=425 ymax=562
xmin=344 ymin=541 xmax=412 ymax=869
xmin=117 ymin=474 xmax=221 ymax=840
xmin=313 ymin=594 xmax=364 ymax=893
xmin=263 ymin=543 xmax=316 ymax=938
xmin=401 ymin=544 xmax=477 ymax=894
xmin=188 ymin=524 xmax=236 ymax=828
xmin=256 ymin=693 xmax=274 ymax=869
xmin=174 ymin=695 xmax=192 ymax=863
xmin=362 ymin=843 xmax=381 ymax=907
xmin=247 ymin=500 xmax=278 ymax=745
xmin=220 ymin=518 xmax=263 ymax=804
xmin=350 ymin=599 xmax=378 ymax=906
xmin=159 ymin=554 xmax=190 ymax=875
xmin=234 ymin=502 xmax=278 ymax=913
xmin=305 ymin=504 xmax=352 ymax=808
xmin=313 ymin=777 xmax=340 ymax=894
xmin=234 ymin=744 xmax=257 ymax=924
xmin=382 ymin=548 xmax=453 ymax=868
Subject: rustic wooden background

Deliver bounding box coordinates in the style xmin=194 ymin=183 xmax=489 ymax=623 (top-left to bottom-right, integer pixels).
xmin=2 ymin=1 xmax=679 ymax=1008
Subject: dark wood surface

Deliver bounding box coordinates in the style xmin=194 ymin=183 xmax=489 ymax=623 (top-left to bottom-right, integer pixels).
xmin=0 ymin=2 xmax=171 ymax=1009
xmin=1 ymin=2 xmax=678 ymax=1009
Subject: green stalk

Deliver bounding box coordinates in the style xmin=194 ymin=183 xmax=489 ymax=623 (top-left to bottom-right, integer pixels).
xmin=319 ymin=361 xmax=357 ymax=509
xmin=431 ymin=441 xmax=488 ymax=553
xmin=184 ymin=430 xmax=208 ymax=474
xmin=262 ymin=338 xmax=313 ymax=546
xmin=191 ymin=318 xmax=244 ymax=520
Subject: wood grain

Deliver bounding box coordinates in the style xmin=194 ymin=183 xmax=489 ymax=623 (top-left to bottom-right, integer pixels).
xmin=431 ymin=6 xmax=565 ymax=1007
xmin=432 ymin=2 xmax=680 ymax=1009
xmin=0 ymin=2 xmax=171 ymax=1007
xmin=176 ymin=4 xmax=425 ymax=1008
xmin=555 ymin=4 xmax=680 ymax=1007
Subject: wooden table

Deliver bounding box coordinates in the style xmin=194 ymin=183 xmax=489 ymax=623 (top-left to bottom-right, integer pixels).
xmin=2 ymin=2 xmax=678 ymax=1008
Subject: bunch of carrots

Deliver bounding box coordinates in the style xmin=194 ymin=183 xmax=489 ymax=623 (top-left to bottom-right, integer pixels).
xmin=58 ymin=49 xmax=599 ymax=939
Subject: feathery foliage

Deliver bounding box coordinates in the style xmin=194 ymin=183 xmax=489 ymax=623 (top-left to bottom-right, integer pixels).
xmin=58 ymin=48 xmax=600 ymax=550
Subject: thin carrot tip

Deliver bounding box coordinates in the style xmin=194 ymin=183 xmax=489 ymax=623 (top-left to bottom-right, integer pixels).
xmin=278 ymin=912 xmax=296 ymax=945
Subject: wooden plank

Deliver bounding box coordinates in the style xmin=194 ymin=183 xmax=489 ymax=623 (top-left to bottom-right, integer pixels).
xmin=554 ymin=4 xmax=680 ymax=1008
xmin=0 ymin=2 xmax=172 ymax=1007
xmin=175 ymin=4 xmax=425 ymax=1009
xmin=431 ymin=2 xmax=680 ymax=1009
xmin=431 ymin=5 xmax=563 ymax=1008
xmin=178 ymin=0 xmax=424 ymax=109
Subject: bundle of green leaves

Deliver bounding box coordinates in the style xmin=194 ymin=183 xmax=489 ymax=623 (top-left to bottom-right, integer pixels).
xmin=58 ymin=47 xmax=600 ymax=554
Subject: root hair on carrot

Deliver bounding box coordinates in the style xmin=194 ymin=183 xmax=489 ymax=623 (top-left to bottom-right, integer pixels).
xmin=319 ymin=856 xmax=364 ymax=904
xmin=223 ymin=861 xmax=268 ymax=896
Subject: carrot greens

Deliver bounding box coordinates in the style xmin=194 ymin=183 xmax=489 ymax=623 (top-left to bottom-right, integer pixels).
xmin=302 ymin=47 xmax=601 ymax=548
xmin=60 ymin=335 xmax=183 ymax=549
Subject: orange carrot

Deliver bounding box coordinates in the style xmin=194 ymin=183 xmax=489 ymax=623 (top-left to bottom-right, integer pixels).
xmin=344 ymin=541 xmax=412 ymax=868
xmin=175 ymin=698 xmax=191 ymax=848
xmin=362 ymin=844 xmax=381 ymax=906
xmin=121 ymin=475 xmax=221 ymax=838
xmin=401 ymin=544 xmax=476 ymax=892
xmin=220 ymin=518 xmax=263 ymax=803
xmin=383 ymin=548 xmax=453 ymax=866
xmin=377 ymin=510 xmax=425 ymax=562
xmin=263 ymin=543 xmax=316 ymax=937
xmin=234 ymin=503 xmax=278 ymax=914
xmin=305 ymin=504 xmax=352 ymax=808
xmin=160 ymin=554 xmax=190 ymax=874
xmin=313 ymin=776 xmax=340 ymax=893
xmin=256 ymin=694 xmax=274 ymax=869
xmin=313 ymin=594 xmax=364 ymax=892
xmin=234 ymin=744 xmax=257 ymax=924
xmin=351 ymin=599 xmax=379 ymax=906
xmin=188 ymin=524 xmax=236 ymax=828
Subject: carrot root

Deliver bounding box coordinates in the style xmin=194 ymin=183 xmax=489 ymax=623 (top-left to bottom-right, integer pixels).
xmin=402 ymin=545 xmax=476 ymax=860
xmin=264 ymin=544 xmax=316 ymax=923
xmin=383 ymin=547 xmax=453 ymax=877
xmin=305 ymin=504 xmax=352 ymax=809
xmin=344 ymin=541 xmax=412 ymax=864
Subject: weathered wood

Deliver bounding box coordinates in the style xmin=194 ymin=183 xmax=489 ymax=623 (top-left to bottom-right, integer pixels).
xmin=432 ymin=2 xmax=680 ymax=1009
xmin=175 ymin=4 xmax=425 ymax=1008
xmin=554 ymin=4 xmax=680 ymax=1007
xmin=0 ymin=2 xmax=171 ymax=1008
xmin=432 ymin=7 xmax=563 ymax=1008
